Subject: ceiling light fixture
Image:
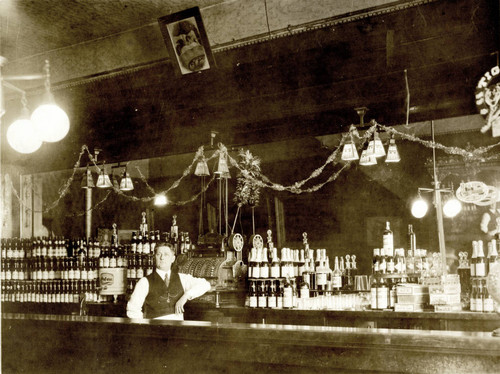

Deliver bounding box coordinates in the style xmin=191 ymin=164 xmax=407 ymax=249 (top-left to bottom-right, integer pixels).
xmin=6 ymin=92 xmax=42 ymax=154
xmin=31 ymin=60 xmax=70 ymax=143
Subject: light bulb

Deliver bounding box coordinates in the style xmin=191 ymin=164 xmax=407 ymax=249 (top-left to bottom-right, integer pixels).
xmin=31 ymin=104 xmax=70 ymax=142
xmin=411 ymin=198 xmax=428 ymax=218
xmin=7 ymin=118 xmax=42 ymax=154
xmin=154 ymin=194 xmax=168 ymax=206
xmin=443 ymin=198 xmax=462 ymax=218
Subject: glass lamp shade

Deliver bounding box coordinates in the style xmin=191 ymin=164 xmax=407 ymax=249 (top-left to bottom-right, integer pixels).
xmin=81 ymin=169 xmax=95 ymax=189
xmin=215 ymin=152 xmax=230 ymax=177
xmin=194 ymin=158 xmax=210 ymax=176
xmin=367 ymin=132 xmax=386 ymax=157
xmin=31 ymin=103 xmax=70 ymax=142
xmin=119 ymin=172 xmax=134 ymax=191
xmin=7 ymin=118 xmax=42 ymax=154
xmin=385 ymin=138 xmax=401 ymax=163
xmin=443 ymin=197 xmax=462 ymax=218
xmin=359 ymin=149 xmax=377 ymax=166
xmin=411 ymin=198 xmax=428 ymax=218
xmin=341 ymin=141 xmax=359 ymax=161
xmin=154 ymin=194 xmax=168 ymax=206
xmin=96 ymin=170 xmax=113 ymax=188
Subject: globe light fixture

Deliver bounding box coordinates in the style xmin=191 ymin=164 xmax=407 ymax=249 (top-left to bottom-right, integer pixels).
xmin=6 ymin=95 xmax=42 ymax=154
xmin=443 ymin=197 xmax=462 ymax=218
xmin=411 ymin=196 xmax=428 ymax=218
xmin=31 ymin=60 xmax=70 ymax=142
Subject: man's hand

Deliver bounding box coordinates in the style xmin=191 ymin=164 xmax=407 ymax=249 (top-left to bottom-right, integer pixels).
xmin=175 ymin=295 xmax=189 ymax=314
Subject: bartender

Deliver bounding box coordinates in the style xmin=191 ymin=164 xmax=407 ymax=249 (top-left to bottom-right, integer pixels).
xmin=480 ymin=201 xmax=500 ymax=238
xmin=127 ymin=242 xmax=211 ymax=320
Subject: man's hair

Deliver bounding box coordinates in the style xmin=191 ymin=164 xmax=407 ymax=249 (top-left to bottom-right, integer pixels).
xmin=154 ymin=242 xmax=175 ymax=255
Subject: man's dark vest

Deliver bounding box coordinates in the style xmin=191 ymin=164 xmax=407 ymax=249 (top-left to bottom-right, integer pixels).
xmin=144 ymin=271 xmax=184 ymax=319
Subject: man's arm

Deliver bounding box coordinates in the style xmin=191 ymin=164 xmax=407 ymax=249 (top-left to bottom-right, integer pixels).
xmin=126 ymin=277 xmax=149 ymax=318
xmin=175 ymin=274 xmax=211 ymax=314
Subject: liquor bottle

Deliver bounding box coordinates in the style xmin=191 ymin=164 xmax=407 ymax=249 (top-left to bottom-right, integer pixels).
xmin=260 ymin=248 xmax=270 ymax=278
xmin=276 ymin=280 xmax=284 ymax=309
xmin=383 ymin=221 xmax=394 ymax=254
xmin=257 ymin=281 xmax=267 ymax=308
xmin=293 ymin=249 xmax=299 ymax=277
xmin=482 ymin=279 xmax=495 ymax=312
xmin=470 ymin=279 xmax=477 ymax=312
xmin=129 ymin=255 xmax=137 ymax=279
xmin=299 ymin=275 xmax=310 ymax=299
xmin=370 ymin=277 xmax=378 ymax=310
xmin=470 ymin=241 xmax=477 ymax=277
xmin=149 ymin=231 xmax=156 ymax=253
xmin=297 ymin=249 xmax=306 ymax=276
xmin=170 ymin=215 xmax=179 ymax=255
xmin=143 ymin=231 xmax=150 ymax=255
xmin=109 ymin=248 xmax=117 ymax=268
xmin=339 ymin=256 xmax=346 ymax=290
xmin=267 ymin=280 xmax=277 ymax=308
xmin=270 ymin=248 xmax=281 ymax=278
xmin=475 ymin=241 xmax=486 ymax=277
xmin=247 ymin=248 xmax=255 ymax=278
xmin=249 ymin=281 xmax=258 ymax=308
xmin=379 ymin=248 xmax=387 ymax=274
xmin=488 ymin=239 xmax=498 ymax=275
xmin=376 ymin=279 xmax=389 ymax=310
xmin=131 ymin=232 xmax=137 ymax=254
xmin=373 ymin=248 xmax=380 ymax=274
xmin=253 ymin=248 xmax=261 ymax=279
xmin=283 ymin=278 xmax=293 ymax=309
xmin=386 ymin=247 xmax=395 ymax=274
xmin=408 ymin=224 xmax=416 ymax=252
xmin=136 ymin=255 xmax=144 ymax=279
xmin=476 ymin=279 xmax=484 ymax=313
xmin=332 ymin=256 xmax=342 ymax=291
xmin=137 ymin=232 xmax=143 ymax=254
xmin=315 ymin=251 xmax=327 ymax=293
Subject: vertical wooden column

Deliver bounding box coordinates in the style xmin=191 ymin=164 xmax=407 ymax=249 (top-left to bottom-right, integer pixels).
xmin=274 ymin=197 xmax=285 ymax=249
xmin=20 ymin=175 xmax=33 ymax=238
xmin=1 ymin=174 xmax=13 ymax=237
xmin=33 ymin=174 xmax=44 ymax=236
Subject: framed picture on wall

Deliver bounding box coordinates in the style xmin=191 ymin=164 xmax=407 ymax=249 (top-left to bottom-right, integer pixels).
xmin=158 ymin=6 xmax=215 ymax=76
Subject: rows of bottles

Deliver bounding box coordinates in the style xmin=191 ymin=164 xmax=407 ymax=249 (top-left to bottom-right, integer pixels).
xmin=465 ymin=239 xmax=499 ymax=312
xmin=247 ymin=232 xmax=364 ymax=310
xmin=1 ymin=280 xmax=101 ymax=304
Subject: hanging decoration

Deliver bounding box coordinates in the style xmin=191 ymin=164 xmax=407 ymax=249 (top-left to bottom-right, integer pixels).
xmin=7 ymin=117 xmax=500 ymax=216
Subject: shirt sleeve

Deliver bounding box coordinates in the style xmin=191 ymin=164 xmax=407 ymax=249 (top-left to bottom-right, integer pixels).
xmin=178 ymin=273 xmax=211 ymax=300
xmin=126 ymin=277 xmax=149 ymax=318
xmin=480 ymin=212 xmax=491 ymax=234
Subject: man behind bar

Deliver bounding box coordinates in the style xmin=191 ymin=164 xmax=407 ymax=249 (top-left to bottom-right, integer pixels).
xmin=127 ymin=242 xmax=211 ymax=320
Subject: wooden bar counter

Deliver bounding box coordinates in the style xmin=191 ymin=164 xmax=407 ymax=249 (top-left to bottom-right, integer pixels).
xmin=3 ymin=312 xmax=500 ymax=373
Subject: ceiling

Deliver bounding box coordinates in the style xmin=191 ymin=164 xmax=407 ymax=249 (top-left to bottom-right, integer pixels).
xmin=1 ymin=0 xmax=499 ymax=173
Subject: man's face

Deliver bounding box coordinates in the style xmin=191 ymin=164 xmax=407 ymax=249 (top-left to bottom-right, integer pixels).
xmin=155 ymin=245 xmax=175 ymax=271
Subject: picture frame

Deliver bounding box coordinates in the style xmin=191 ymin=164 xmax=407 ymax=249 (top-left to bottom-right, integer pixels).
xmin=158 ymin=6 xmax=215 ymax=76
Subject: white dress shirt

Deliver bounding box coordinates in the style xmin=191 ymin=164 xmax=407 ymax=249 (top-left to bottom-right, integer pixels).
xmin=126 ymin=268 xmax=211 ymax=320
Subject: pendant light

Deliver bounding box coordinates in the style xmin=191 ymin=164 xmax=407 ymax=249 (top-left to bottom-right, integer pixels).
xmin=359 ymin=148 xmax=377 ymax=166
xmin=385 ymin=135 xmax=401 ymax=163
xmin=367 ymin=131 xmax=386 ymax=158
xmin=341 ymin=134 xmax=359 ymax=161
xmin=31 ymin=60 xmax=70 ymax=143
xmin=411 ymin=192 xmax=428 ymax=218
xmin=96 ymin=164 xmax=113 ymax=188
xmin=194 ymin=156 xmax=210 ymax=176
xmin=6 ymin=94 xmax=42 ymax=154
xmin=119 ymin=167 xmax=134 ymax=191
xmin=215 ymin=151 xmax=230 ymax=178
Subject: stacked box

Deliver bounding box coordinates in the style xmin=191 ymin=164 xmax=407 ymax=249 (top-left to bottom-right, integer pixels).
xmin=429 ymin=274 xmax=462 ymax=312
xmin=395 ymin=283 xmax=428 ymax=312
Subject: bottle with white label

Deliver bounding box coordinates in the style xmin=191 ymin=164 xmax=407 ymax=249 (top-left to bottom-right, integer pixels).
xmin=475 ymin=241 xmax=486 ymax=277
xmin=249 ymin=281 xmax=257 ymax=308
xmin=383 ymin=221 xmax=394 ymax=253
xmin=332 ymin=256 xmax=342 ymax=290
xmin=376 ymin=279 xmax=389 ymax=310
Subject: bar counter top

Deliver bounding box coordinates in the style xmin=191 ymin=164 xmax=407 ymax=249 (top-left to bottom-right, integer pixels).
xmin=3 ymin=312 xmax=500 ymax=373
